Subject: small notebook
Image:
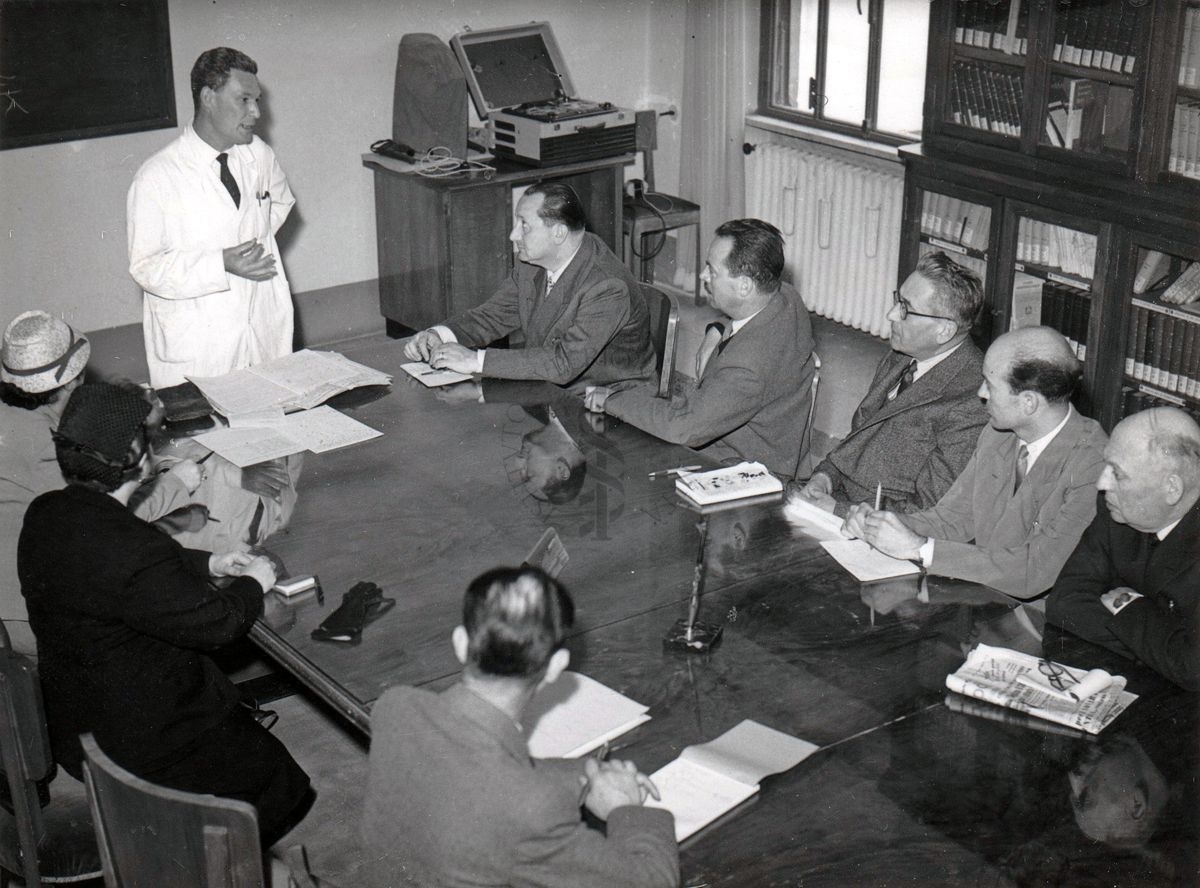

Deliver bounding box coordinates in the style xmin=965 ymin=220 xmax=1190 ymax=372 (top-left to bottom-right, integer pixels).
xmin=819 ymin=539 xmax=922 ymax=582
xmin=645 ymin=719 xmax=817 ymax=842
xmin=400 ymin=362 xmax=473 ymax=387
xmin=524 ymin=672 xmax=650 ymax=759
xmin=675 ymin=462 xmax=783 ymax=506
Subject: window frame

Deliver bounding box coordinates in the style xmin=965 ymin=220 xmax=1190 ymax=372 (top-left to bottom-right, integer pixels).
xmin=757 ymin=0 xmax=924 ymax=146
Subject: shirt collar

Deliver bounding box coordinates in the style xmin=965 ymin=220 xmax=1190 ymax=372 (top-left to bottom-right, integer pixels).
xmin=546 ymin=240 xmax=584 ymax=287
xmin=729 ymin=303 xmax=768 ymax=336
xmin=1157 ymin=518 xmax=1182 ymax=540
xmin=911 ymin=340 xmax=964 ymax=383
xmin=1019 ymin=405 xmax=1073 ymax=470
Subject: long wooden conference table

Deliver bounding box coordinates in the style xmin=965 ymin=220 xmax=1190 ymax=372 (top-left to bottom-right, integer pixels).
xmin=248 ymin=334 xmax=1197 ymax=887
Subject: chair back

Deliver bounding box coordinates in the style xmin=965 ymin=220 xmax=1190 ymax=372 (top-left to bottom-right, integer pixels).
xmin=642 ymin=284 xmax=680 ymax=398
xmin=795 ymin=352 xmax=822 ymax=479
xmin=633 ymin=109 xmax=658 ymax=192
xmin=80 ymin=733 xmax=265 ymax=888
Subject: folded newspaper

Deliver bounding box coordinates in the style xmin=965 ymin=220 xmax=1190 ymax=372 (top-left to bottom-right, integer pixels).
xmin=189 ymin=349 xmax=391 ymax=418
xmin=945 ymin=644 xmax=1136 ymax=735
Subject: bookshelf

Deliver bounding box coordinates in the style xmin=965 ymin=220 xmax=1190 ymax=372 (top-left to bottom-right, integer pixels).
xmin=901 ymin=1 xmax=1200 ymax=429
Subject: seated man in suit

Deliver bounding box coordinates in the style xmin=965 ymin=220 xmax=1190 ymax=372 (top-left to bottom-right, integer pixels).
xmin=362 ymin=565 xmax=678 ymax=888
xmin=845 ymin=326 xmax=1107 ymax=601
xmin=404 ymin=182 xmax=657 ymax=389
xmin=583 ymin=219 xmax=816 ymax=479
xmin=1046 ymin=407 xmax=1200 ymax=691
xmin=792 ymin=251 xmax=988 ymax=515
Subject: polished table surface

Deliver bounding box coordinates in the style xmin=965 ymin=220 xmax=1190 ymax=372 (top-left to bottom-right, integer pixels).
xmin=249 ymin=335 xmax=1198 ymax=887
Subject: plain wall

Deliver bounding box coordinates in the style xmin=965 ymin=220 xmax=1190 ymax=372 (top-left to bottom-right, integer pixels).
xmin=0 ymin=0 xmax=687 ymax=333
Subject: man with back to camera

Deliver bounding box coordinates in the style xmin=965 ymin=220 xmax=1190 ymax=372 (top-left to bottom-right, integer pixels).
xmin=128 ymin=47 xmax=297 ymax=388
xmin=362 ymin=565 xmax=678 ymax=888
xmin=1046 ymin=407 xmax=1200 ymax=691
xmin=844 ymin=325 xmax=1108 ymax=601
xmin=583 ymin=219 xmax=816 ymax=479
xmin=792 ymin=251 xmax=988 ymax=515
xmin=404 ymin=182 xmax=657 ymax=390
xmin=17 ymin=381 xmax=311 ymax=842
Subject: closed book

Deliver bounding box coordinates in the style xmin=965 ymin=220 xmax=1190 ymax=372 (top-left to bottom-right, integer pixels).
xmin=1169 ymin=315 xmax=1188 ymax=392
xmin=1133 ymin=303 xmax=1150 ymax=380
xmin=1124 ymin=307 xmax=1139 ymax=376
xmin=675 ymin=462 xmax=783 ymax=506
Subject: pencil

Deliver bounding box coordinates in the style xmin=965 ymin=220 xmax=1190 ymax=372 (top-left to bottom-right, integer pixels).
xmin=874 ymin=482 xmax=882 ymax=511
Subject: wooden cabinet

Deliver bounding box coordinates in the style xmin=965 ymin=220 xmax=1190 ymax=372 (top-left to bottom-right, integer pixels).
xmin=366 ymin=154 xmax=629 ymax=334
xmin=900 ymin=1 xmax=1200 ymax=430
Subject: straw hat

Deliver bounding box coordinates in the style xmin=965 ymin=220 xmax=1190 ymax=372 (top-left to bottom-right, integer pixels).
xmin=0 ymin=311 xmax=90 ymax=393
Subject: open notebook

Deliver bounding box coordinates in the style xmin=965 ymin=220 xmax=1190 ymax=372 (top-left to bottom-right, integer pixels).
xmin=524 ymin=672 xmax=651 ymax=759
xmin=646 ymin=720 xmax=817 ymax=842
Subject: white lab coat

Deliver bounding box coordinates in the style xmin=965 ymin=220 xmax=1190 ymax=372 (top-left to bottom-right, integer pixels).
xmin=128 ymin=125 xmax=296 ymax=388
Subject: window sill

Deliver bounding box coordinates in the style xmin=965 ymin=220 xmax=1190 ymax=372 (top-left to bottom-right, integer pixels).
xmin=745 ymin=113 xmax=912 ymax=165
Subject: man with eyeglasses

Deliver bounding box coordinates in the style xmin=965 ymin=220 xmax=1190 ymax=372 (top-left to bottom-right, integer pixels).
xmin=792 ymin=251 xmax=988 ymax=515
xmin=844 ymin=325 xmax=1107 ymax=602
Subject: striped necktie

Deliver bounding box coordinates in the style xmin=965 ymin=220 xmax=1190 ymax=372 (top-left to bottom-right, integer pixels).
xmin=1013 ymin=443 xmax=1029 ymax=494
xmin=695 ymin=322 xmax=726 ymax=379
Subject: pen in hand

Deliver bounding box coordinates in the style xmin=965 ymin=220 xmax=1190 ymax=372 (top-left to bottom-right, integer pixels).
xmin=874 ymin=481 xmax=882 ymax=511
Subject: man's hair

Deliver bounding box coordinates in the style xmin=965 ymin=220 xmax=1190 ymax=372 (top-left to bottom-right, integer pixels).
xmin=462 ymin=566 xmax=575 ymax=678
xmin=0 ymin=381 xmax=58 ymax=410
xmin=714 ymin=219 xmax=785 ymax=294
xmin=191 ymin=47 xmax=258 ymax=111
xmin=540 ymin=462 xmax=587 ymax=504
xmin=1005 ymin=354 xmax=1082 ymax=404
xmin=525 ymin=182 xmax=587 ymax=232
xmin=915 ymin=251 xmax=983 ymax=328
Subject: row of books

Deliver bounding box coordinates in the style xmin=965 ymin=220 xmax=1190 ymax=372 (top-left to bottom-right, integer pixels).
xmin=949 ymin=61 xmax=1024 ymax=137
xmin=920 ymin=193 xmax=990 ymax=252
xmin=1168 ymin=99 xmax=1200 ymax=181
xmin=953 ymin=0 xmax=1029 ymax=56
xmin=1121 ymin=386 xmax=1199 ymax=424
xmin=1012 ymin=275 xmax=1091 ymax=361
xmin=1051 ymin=0 xmax=1139 ymax=75
xmin=1015 ymin=219 xmax=1096 ymax=280
xmin=1126 ymin=299 xmax=1200 ymax=399
xmin=1181 ymin=6 xmax=1200 ymax=87
xmin=1134 ymin=254 xmax=1200 ymax=302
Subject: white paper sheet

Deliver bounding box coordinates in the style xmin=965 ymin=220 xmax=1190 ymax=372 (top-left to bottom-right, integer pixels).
xmin=400 ymin=362 xmax=473 ymax=387
xmin=525 ymin=672 xmax=651 ymax=759
xmin=820 ymin=539 xmax=922 ymax=581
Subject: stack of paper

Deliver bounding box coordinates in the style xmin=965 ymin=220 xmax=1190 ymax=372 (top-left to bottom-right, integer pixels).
xmin=400 ymin=362 xmax=473 ymax=387
xmin=946 ymin=644 xmax=1137 ymax=735
xmin=189 ymin=349 xmax=391 ymax=418
xmin=192 ymin=405 xmax=382 ymax=468
xmin=675 ymin=462 xmax=783 ymax=506
xmin=646 ymin=720 xmax=817 ymax=842
xmin=525 ymin=672 xmax=651 ymax=759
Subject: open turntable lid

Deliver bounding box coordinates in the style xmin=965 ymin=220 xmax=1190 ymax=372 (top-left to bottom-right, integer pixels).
xmin=450 ymin=21 xmax=576 ymax=118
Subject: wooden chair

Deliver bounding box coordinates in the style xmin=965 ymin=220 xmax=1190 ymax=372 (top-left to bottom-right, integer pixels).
xmin=623 ymin=110 xmax=702 ymax=301
xmin=0 ymin=648 xmax=101 ymax=886
xmin=642 ymin=284 xmax=680 ymax=398
xmin=80 ymin=733 xmax=264 ymax=888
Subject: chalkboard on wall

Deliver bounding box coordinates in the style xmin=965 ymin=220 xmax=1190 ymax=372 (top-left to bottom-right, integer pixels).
xmin=0 ymin=0 xmax=176 ymax=150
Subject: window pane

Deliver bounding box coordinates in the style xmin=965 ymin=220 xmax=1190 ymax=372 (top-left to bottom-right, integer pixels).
xmin=823 ymin=1 xmax=869 ymax=126
xmin=877 ymin=1 xmax=929 ymax=138
xmin=770 ymin=0 xmax=820 ymax=112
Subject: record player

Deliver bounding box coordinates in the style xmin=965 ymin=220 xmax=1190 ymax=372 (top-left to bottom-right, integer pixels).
xmin=450 ymin=22 xmax=634 ymax=167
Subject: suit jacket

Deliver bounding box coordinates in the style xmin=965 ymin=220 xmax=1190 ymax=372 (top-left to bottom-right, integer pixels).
xmin=903 ymin=409 xmax=1108 ymax=600
xmin=1046 ymin=498 xmax=1200 ymax=691
xmin=603 ymin=284 xmax=816 ymax=479
xmin=445 ymin=233 xmax=657 ymax=389
xmin=815 ymin=341 xmax=987 ymax=515
xmin=18 ymin=485 xmax=262 ymax=776
xmin=362 ymin=683 xmax=678 ymax=888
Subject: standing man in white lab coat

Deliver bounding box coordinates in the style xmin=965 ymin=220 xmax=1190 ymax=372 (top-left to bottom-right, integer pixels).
xmin=128 ymin=47 xmax=296 ymax=388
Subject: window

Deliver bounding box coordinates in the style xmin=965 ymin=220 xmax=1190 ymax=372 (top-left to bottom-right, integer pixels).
xmin=759 ymin=0 xmax=930 ymax=143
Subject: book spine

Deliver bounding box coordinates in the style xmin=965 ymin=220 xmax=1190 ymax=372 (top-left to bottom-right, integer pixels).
xmin=1133 ymin=302 xmax=1150 ymax=381
xmin=1170 ymin=314 xmax=1187 ymax=392
xmin=1186 ymin=321 xmax=1199 ymax=398
xmin=1124 ymin=306 xmax=1138 ymax=376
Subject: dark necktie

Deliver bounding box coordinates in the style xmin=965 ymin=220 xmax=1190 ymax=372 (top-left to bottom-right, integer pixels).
xmin=1013 ymin=443 xmax=1029 ymax=494
xmin=893 ymin=359 xmax=918 ymax=399
xmin=217 ymin=152 xmax=241 ymax=208
xmin=695 ymin=321 xmax=726 ymax=379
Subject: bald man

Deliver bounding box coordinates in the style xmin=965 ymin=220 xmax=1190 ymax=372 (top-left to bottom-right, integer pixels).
xmin=1046 ymin=407 xmax=1200 ymax=691
xmin=845 ymin=326 xmax=1107 ymax=600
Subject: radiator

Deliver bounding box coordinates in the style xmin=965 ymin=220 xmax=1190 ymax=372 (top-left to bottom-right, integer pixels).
xmin=746 ymin=139 xmax=903 ymax=338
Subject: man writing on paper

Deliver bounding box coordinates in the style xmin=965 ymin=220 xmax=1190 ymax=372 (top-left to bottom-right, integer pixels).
xmin=128 ymin=47 xmax=297 ymax=388
xmin=362 ymin=566 xmax=677 ymax=888
xmin=405 ymin=182 xmax=656 ymax=389
xmin=792 ymin=252 xmax=988 ymax=514
xmin=1046 ymin=407 xmax=1200 ymax=691
xmin=844 ymin=326 xmax=1107 ymax=601
xmin=584 ymin=219 xmax=816 ymax=479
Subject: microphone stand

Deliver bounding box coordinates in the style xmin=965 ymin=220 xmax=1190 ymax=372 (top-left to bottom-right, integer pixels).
xmin=663 ymin=516 xmax=724 ymax=653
